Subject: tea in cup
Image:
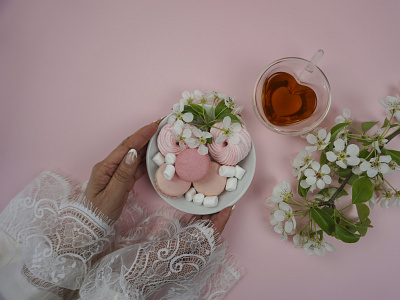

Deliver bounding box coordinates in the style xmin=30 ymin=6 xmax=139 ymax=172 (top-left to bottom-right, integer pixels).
xmin=253 ymin=52 xmax=331 ymax=135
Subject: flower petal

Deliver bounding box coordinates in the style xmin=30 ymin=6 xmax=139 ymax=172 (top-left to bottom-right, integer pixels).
xmin=216 ymin=135 xmax=227 ymax=144
xmin=346 ymin=144 xmax=359 ymax=156
xmin=306 ymin=176 xmax=317 ymax=185
xmin=228 ymin=134 xmax=240 ymax=144
xmin=284 ymin=221 xmax=293 ymax=233
xmin=223 ymin=116 xmax=231 ymax=129
xmin=182 ymin=112 xmax=194 ymax=122
xmin=231 ymin=123 xmax=242 ymax=133
xmin=321 ymin=164 xmax=330 ymax=174
xmin=193 ymin=90 xmax=203 ymax=100
xmin=334 ymin=139 xmax=345 ymax=152
xmin=318 ymin=129 xmax=327 ymax=139
xmin=379 ymin=155 xmax=391 ymax=163
xmin=316 ymin=179 xmax=325 ymax=189
xmin=311 ymin=161 xmax=321 ymax=172
xmin=306 ymin=134 xmax=317 ymax=144
xmin=274 ymin=210 xmax=285 ymax=221
xmin=192 ymin=128 xmax=202 ymax=138
xmin=323 ymin=175 xmax=332 ymax=184
xmin=326 ymin=151 xmax=337 ymax=162
xmin=304 ymin=168 xmax=315 ymax=177
xmin=346 ymin=156 xmax=360 ymax=166
xmin=197 ymin=144 xmax=209 ymax=155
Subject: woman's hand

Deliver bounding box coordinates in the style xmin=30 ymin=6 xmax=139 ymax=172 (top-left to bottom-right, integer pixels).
xmin=85 ymin=122 xmax=159 ymax=221
xmin=192 ymin=206 xmax=235 ymax=235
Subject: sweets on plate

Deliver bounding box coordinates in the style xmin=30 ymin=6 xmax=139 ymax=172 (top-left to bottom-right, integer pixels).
xmin=208 ymin=122 xmax=252 ymax=166
xmin=152 ymin=90 xmax=252 ymax=210
xmin=175 ymin=148 xmax=211 ymax=182
xmin=193 ymin=162 xmax=227 ymax=196
xmin=155 ymin=163 xmax=191 ymax=198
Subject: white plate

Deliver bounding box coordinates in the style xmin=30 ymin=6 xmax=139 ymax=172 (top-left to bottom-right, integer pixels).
xmin=146 ymin=112 xmax=256 ymax=215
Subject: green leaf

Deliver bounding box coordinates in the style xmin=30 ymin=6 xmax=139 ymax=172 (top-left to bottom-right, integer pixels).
xmin=216 ymin=112 xmax=240 ymax=123
xmin=183 ymin=105 xmax=199 ymax=117
xmin=335 ymin=224 xmax=360 ymax=243
xmin=298 ymin=176 xmax=309 ymax=198
xmin=356 ymin=203 xmax=370 ymax=221
xmin=321 ymin=206 xmax=334 ymax=216
xmin=329 ymin=122 xmax=350 ymax=150
xmin=337 ymin=168 xmax=352 ymax=178
xmin=361 ymin=121 xmax=379 ymax=133
xmin=382 ymin=117 xmax=390 ymax=128
xmin=311 ymin=208 xmax=335 ymax=235
xmin=320 ymin=151 xmax=328 ymax=165
xmin=214 ymin=100 xmax=227 ymax=117
xmin=358 ymin=149 xmax=370 ymax=159
xmin=352 ymin=177 xmax=373 ymax=204
xmin=384 ymin=149 xmax=400 ymax=165
xmin=356 ymin=218 xmax=372 ymax=236
xmin=189 ymin=103 xmax=206 ymax=116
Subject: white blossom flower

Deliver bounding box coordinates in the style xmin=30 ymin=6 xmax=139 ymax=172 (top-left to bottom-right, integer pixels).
xmin=336 ymin=127 xmax=351 ymax=145
xmin=293 ymin=234 xmax=307 ymax=248
xmin=335 ymin=108 xmax=352 ymax=124
xmin=168 ymin=102 xmax=194 ymax=124
xmin=372 ymin=138 xmax=388 ymax=154
xmin=314 ymin=187 xmax=337 ymax=202
xmin=215 ymin=116 xmax=242 ymax=144
xmin=273 ymin=202 xmax=297 ymax=233
xmin=300 ymin=161 xmax=331 ymax=192
xmin=172 ymin=123 xmax=192 ymax=148
xmin=388 ymin=160 xmax=400 ymax=175
xmin=291 ymin=150 xmax=313 ymax=179
xmin=368 ymin=192 xmax=378 ymax=209
xmin=267 ymin=181 xmax=293 ymax=204
xmin=380 ymin=191 xmax=396 ymax=208
xmin=359 ymin=155 xmax=392 ymax=177
xmin=181 ymin=90 xmax=199 ymax=105
xmin=326 ymin=139 xmax=360 ymax=169
xmin=186 ymin=128 xmax=212 ymax=155
xmin=305 ymin=128 xmax=331 ymax=152
xmin=303 ymin=239 xmax=335 ymax=256
xmin=379 ymin=95 xmax=400 ymax=121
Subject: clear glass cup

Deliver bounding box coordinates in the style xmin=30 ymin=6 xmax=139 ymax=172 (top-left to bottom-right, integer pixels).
xmin=253 ymin=57 xmax=331 ymax=136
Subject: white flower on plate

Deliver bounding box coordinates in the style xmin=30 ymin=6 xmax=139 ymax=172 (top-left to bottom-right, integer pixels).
xmin=379 ymin=95 xmax=400 ymax=121
xmin=180 ymin=90 xmax=203 ymax=105
xmin=186 ymin=128 xmax=213 ymax=155
xmin=305 ymin=128 xmax=331 ymax=152
xmin=335 ymin=108 xmax=352 ymax=124
xmin=291 ymin=149 xmax=313 ymax=179
xmin=168 ymin=102 xmax=194 ymax=124
xmin=300 ymin=161 xmax=331 ymax=192
xmin=215 ymin=116 xmax=242 ymax=145
xmin=303 ymin=239 xmax=335 ymax=256
xmin=326 ymin=139 xmax=360 ymax=169
xmin=172 ymin=123 xmax=192 ymax=148
xmin=359 ymin=155 xmax=391 ymax=177
xmin=273 ymin=202 xmax=297 ymax=233
xmin=267 ymin=181 xmax=293 ymax=204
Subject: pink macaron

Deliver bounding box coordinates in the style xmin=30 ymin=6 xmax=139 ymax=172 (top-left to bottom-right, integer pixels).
xmin=155 ymin=163 xmax=191 ymax=198
xmin=193 ymin=161 xmax=227 ymax=196
xmin=175 ymin=148 xmax=211 ymax=182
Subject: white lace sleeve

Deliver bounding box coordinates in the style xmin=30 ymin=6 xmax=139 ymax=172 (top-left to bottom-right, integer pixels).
xmin=78 ymin=199 xmax=243 ymax=300
xmin=0 ymin=171 xmax=115 ymax=298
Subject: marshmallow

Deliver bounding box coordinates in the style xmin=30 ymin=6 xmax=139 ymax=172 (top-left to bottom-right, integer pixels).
xmin=219 ymin=166 xmax=236 ymax=177
xmin=152 ymin=152 xmax=165 ymax=166
xmin=203 ymin=196 xmax=218 ymax=208
xmin=226 ymin=177 xmax=238 ymax=191
xmin=163 ymin=164 xmax=175 ymax=180
xmin=165 ymin=153 xmax=176 ymax=165
xmin=193 ymin=193 xmax=205 ymax=205
xmin=235 ymin=165 xmax=246 ymax=180
xmin=185 ymin=187 xmax=197 ymax=202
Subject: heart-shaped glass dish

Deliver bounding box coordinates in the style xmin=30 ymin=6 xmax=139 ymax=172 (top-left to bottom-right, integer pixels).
xmin=253 ymin=57 xmax=331 ymax=136
xmin=146 ymin=105 xmax=256 ymax=215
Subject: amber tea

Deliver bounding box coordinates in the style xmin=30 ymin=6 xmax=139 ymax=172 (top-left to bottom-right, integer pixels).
xmin=262 ymin=72 xmax=317 ymax=126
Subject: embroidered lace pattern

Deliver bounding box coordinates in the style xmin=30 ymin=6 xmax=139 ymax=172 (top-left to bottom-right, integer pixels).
xmin=0 ymin=170 xmax=243 ymax=299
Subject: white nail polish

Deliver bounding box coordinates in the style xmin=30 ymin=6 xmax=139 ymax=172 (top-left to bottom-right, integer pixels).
xmin=125 ymin=149 xmax=137 ymax=165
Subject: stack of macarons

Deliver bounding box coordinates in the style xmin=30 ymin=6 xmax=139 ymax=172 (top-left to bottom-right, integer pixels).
xmin=152 ymin=123 xmax=251 ymax=209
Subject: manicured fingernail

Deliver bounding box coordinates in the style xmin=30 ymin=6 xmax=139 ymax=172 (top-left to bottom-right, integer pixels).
xmin=230 ymin=205 xmax=235 ymax=216
xmin=125 ymin=149 xmax=137 ymax=166
xmin=153 ymin=116 xmax=167 ymax=124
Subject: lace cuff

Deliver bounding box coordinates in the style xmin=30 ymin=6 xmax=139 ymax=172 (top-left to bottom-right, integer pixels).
xmin=0 ymin=171 xmax=115 ymax=291
xmin=79 ymin=201 xmax=243 ymax=300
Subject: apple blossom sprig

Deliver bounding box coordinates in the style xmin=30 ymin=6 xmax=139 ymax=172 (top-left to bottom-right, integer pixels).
xmin=267 ymin=95 xmax=400 ymax=256
xmin=167 ymin=90 xmax=245 ymax=155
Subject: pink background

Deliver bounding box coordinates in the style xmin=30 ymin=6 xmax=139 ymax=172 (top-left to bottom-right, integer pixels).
xmin=1 ymin=1 xmax=400 ymax=299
